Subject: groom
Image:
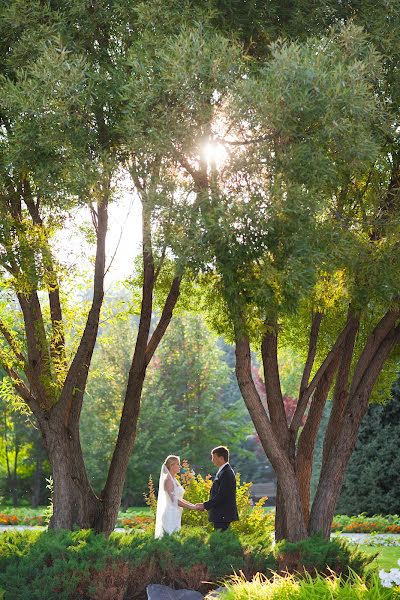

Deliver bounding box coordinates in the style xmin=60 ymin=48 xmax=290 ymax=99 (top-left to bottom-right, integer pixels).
xmin=196 ymin=446 xmax=239 ymax=531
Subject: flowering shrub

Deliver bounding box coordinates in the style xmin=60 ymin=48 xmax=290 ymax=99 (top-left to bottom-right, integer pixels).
xmin=0 ymin=512 xmax=48 ymax=526
xmin=0 ymin=513 xmax=18 ymax=525
xmin=117 ymin=515 xmax=153 ymax=530
xmin=145 ymin=460 xmax=274 ymax=539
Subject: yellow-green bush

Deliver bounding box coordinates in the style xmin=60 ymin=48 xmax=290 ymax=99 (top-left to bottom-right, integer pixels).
xmin=215 ymin=572 xmax=399 ymax=600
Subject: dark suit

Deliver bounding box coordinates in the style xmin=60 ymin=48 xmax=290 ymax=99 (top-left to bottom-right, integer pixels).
xmin=203 ymin=463 xmax=239 ymax=530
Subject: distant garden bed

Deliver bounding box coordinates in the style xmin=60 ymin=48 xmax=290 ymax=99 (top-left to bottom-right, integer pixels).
xmin=1 ymin=505 xmax=400 ymax=534
xmin=0 ymin=506 xmax=152 ymax=528
xmin=331 ymin=514 xmax=400 ymax=534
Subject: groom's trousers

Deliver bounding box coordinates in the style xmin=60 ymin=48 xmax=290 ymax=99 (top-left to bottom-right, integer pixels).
xmin=214 ymin=522 xmax=230 ymax=531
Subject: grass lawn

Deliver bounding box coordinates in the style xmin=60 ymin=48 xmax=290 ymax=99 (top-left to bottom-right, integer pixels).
xmin=360 ymin=545 xmax=400 ymax=570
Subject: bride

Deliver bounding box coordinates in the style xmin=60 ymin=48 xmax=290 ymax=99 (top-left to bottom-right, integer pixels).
xmin=154 ymin=455 xmax=199 ymax=538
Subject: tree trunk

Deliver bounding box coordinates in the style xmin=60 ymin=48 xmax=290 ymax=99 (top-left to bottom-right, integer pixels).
xmin=310 ymin=324 xmax=400 ymax=536
xmin=11 ymin=438 xmax=19 ymax=507
xmin=235 ymin=335 xmax=307 ymax=541
xmin=95 ymin=373 xmax=146 ymax=535
xmin=44 ymin=415 xmax=99 ymax=529
xmin=308 ymin=416 xmax=359 ymax=537
xmin=32 ymin=456 xmax=43 ymax=508
xmin=274 ymin=484 xmax=287 ymax=541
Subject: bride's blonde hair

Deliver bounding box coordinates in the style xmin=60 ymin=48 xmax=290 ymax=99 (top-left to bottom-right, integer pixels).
xmin=164 ymin=455 xmax=180 ymax=471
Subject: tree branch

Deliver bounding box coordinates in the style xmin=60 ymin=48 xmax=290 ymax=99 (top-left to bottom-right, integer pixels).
xmin=296 ymin=355 xmax=339 ymax=525
xmin=311 ymin=323 xmax=400 ymax=537
xmin=290 ymin=319 xmax=354 ymax=433
xmin=23 ymin=179 xmax=66 ymax=366
xmin=0 ymin=319 xmax=26 ymax=364
xmin=299 ymin=312 xmax=323 ymax=399
xmin=348 ymin=309 xmax=400 ymax=400
xmin=1 ymin=361 xmax=42 ymax=417
xmin=261 ymin=324 xmax=288 ymax=442
xmin=322 ymin=312 xmax=359 ymax=464
xmin=17 ymin=292 xmax=54 ymax=408
xmin=56 ymin=193 xmax=109 ymax=427
xmin=174 ymin=148 xmax=208 ymax=190
xmin=145 ymin=276 xmax=181 ymax=365
xmin=235 ymin=330 xmax=308 ymax=540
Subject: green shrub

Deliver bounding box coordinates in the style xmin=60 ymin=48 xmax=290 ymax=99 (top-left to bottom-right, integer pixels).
xmin=274 ymin=533 xmax=377 ymax=578
xmin=0 ymin=527 xmax=274 ymax=599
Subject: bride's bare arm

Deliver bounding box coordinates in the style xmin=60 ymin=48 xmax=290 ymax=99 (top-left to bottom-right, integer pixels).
xmin=164 ymin=479 xmax=198 ymax=509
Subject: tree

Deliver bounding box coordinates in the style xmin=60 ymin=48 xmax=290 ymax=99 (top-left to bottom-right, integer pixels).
xmin=0 ymin=0 xmax=209 ymax=532
xmin=163 ymin=26 xmax=398 ymax=542
xmin=116 ymin=4 xmax=400 ymax=543
xmin=1 ymin=0 xmax=399 ymax=544
xmin=205 ymin=27 xmax=400 ymax=542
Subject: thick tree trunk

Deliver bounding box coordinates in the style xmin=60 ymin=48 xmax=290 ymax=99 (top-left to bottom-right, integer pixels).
xmin=310 ymin=323 xmax=400 ymax=536
xmin=235 ymin=335 xmax=307 ymax=541
xmin=308 ymin=414 xmax=360 ymax=537
xmin=274 ymin=484 xmax=287 ymax=541
xmin=44 ymin=416 xmax=99 ymax=529
xmin=96 ymin=374 xmax=146 ymax=535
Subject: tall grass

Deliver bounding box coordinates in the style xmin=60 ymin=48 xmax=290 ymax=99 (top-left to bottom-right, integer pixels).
xmin=218 ymin=571 xmax=399 ymax=599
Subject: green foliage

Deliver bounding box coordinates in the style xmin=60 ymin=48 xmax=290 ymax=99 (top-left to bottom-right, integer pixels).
xmin=217 ymin=571 xmax=398 ymax=600
xmin=274 ymin=534 xmax=376 ymax=578
xmin=0 ymin=528 xmax=274 ymax=599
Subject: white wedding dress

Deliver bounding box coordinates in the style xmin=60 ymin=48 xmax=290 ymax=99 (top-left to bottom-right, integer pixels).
xmin=154 ymin=464 xmax=185 ymax=539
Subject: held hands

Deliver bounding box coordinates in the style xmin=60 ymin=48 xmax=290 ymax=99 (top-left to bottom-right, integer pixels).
xmin=186 ymin=502 xmax=205 ymax=511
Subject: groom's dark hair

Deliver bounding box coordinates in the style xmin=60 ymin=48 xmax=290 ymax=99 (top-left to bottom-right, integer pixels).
xmin=212 ymin=446 xmax=229 ymax=462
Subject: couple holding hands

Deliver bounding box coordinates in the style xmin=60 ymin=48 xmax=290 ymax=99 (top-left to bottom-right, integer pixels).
xmin=154 ymin=446 xmax=239 ymax=539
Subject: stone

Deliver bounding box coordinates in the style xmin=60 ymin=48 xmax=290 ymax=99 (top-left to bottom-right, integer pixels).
xmin=204 ymin=587 xmax=225 ymax=599
xmin=146 ymin=584 xmax=204 ymax=600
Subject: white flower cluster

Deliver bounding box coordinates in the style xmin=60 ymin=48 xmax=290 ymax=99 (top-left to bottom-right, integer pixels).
xmin=379 ymin=560 xmax=400 ymax=588
xmin=366 ymin=534 xmax=400 ymax=547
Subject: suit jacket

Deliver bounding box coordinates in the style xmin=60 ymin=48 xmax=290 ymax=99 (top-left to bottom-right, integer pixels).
xmin=203 ymin=463 xmax=239 ymax=524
